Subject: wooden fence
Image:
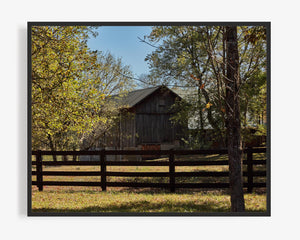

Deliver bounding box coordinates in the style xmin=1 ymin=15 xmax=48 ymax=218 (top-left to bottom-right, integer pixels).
xmin=31 ymin=148 xmax=266 ymax=193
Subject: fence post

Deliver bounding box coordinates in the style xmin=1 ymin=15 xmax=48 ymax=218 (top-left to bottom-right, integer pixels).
xmin=247 ymin=147 xmax=253 ymax=193
xmin=36 ymin=150 xmax=43 ymax=191
xmin=169 ymin=150 xmax=175 ymax=193
xmin=100 ymin=149 xmax=106 ymax=191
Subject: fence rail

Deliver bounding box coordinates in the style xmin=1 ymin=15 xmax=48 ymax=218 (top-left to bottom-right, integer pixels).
xmin=31 ymin=148 xmax=267 ymax=193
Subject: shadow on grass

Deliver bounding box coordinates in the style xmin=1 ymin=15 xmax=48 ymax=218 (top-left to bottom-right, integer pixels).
xmin=32 ymin=199 xmax=266 ymax=213
xmin=32 ymin=199 xmax=232 ymax=213
xmin=40 ymin=186 xmax=266 ymax=195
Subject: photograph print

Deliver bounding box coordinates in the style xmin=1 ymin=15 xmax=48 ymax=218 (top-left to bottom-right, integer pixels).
xmin=29 ymin=22 xmax=270 ymax=216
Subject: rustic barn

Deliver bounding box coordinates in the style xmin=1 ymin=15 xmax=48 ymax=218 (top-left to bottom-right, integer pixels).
xmin=80 ymin=85 xmax=186 ymax=160
xmin=107 ymin=85 xmax=185 ymax=151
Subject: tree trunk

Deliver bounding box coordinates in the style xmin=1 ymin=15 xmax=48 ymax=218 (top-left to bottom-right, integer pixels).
xmin=197 ymin=82 xmax=205 ymax=147
xmin=197 ymin=83 xmax=204 ymax=131
xmin=73 ymin=147 xmax=77 ymax=161
xmin=225 ymin=26 xmax=245 ymax=212
xmin=47 ymin=134 xmax=57 ymax=162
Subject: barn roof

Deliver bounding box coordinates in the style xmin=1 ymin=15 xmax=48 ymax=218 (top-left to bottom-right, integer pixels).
xmin=112 ymin=85 xmax=181 ymax=108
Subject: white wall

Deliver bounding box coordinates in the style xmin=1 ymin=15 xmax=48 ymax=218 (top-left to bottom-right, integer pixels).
xmin=1 ymin=1 xmax=300 ymax=240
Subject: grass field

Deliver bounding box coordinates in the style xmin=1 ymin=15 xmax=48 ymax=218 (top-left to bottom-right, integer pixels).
xmin=32 ymin=189 xmax=266 ymax=213
xmin=31 ymin=153 xmax=267 ymax=213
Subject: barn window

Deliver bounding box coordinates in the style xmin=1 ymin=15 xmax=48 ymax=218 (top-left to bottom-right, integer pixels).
xmin=159 ymin=99 xmax=166 ymax=107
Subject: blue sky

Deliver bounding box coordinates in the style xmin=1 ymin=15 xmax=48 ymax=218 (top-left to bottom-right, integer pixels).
xmin=87 ymin=26 xmax=154 ymax=78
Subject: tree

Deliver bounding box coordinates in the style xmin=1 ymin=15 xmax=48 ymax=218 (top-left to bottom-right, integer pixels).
xmin=32 ymin=26 xmax=99 ymax=158
xmin=31 ymin=26 xmax=134 ymax=159
xmin=143 ymin=26 xmax=226 ymax=147
xmin=143 ymin=26 xmax=266 ymax=148
xmin=143 ymin=25 xmax=267 ymax=211
xmin=78 ymin=52 xmax=135 ymax=150
xmin=225 ymin=26 xmax=245 ymax=211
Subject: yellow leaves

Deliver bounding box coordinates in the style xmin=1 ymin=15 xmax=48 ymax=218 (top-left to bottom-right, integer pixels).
xmin=32 ymin=26 xmax=135 ymax=151
xmin=206 ymin=102 xmax=212 ymax=109
xmin=177 ymin=55 xmax=187 ymax=66
xmin=202 ymin=102 xmax=213 ymax=112
xmin=46 ymin=130 xmax=52 ymax=136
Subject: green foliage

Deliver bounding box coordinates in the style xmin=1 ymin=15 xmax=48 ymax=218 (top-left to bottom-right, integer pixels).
xmin=255 ymin=124 xmax=267 ymax=136
xmin=145 ymin=26 xmax=210 ymax=86
xmin=32 ymin=26 xmax=97 ymax=151
xmin=145 ymin=26 xmax=227 ymax=145
xmin=144 ymin=26 xmax=267 ymax=147
xmin=31 ymin=26 xmax=134 ymax=151
xmin=240 ymin=71 xmax=267 ymax=126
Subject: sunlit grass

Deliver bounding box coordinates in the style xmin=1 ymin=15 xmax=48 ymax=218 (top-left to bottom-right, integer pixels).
xmin=31 ymin=189 xmax=266 ymax=213
xmin=31 ymin=153 xmax=267 ymax=213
